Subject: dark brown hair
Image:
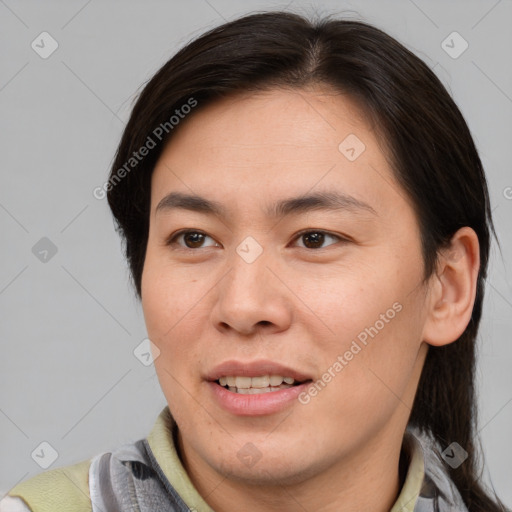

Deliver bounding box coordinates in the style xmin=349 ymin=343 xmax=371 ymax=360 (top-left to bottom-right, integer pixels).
xmin=107 ymin=10 xmax=507 ymax=511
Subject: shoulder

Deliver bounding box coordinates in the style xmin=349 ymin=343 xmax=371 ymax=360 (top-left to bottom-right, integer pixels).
xmin=1 ymin=408 xmax=179 ymax=512
xmin=2 ymin=458 xmax=92 ymax=512
xmin=406 ymin=425 xmax=469 ymax=512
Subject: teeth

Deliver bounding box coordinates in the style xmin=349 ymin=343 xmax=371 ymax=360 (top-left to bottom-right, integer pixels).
xmin=248 ymin=387 xmax=271 ymax=394
xmin=235 ymin=376 xmax=252 ymax=389
xmin=228 ymin=384 xmax=293 ymax=394
xmin=218 ymin=375 xmax=298 ymax=394
xmin=218 ymin=375 xmax=296 ymax=389
xmin=251 ymin=375 xmax=270 ymax=388
xmin=269 ymin=375 xmax=284 ymax=386
xmin=246 ymin=387 xmax=272 ymax=394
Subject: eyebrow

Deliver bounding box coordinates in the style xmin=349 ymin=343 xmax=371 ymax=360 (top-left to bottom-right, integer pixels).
xmin=155 ymin=190 xmax=377 ymax=218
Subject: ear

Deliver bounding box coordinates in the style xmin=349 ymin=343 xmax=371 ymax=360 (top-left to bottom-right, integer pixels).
xmin=422 ymin=227 xmax=480 ymax=347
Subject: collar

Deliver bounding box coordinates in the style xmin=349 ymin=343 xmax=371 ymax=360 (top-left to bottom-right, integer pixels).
xmin=146 ymin=407 xmax=466 ymax=512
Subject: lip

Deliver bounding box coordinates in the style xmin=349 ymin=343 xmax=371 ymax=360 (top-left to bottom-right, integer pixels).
xmin=205 ymin=359 xmax=313 ymax=382
xmin=205 ymin=359 xmax=313 ymax=416
xmin=208 ymin=380 xmax=312 ymax=416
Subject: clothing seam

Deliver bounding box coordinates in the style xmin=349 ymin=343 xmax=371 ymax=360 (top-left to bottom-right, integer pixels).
xmin=141 ymin=438 xmax=191 ymax=511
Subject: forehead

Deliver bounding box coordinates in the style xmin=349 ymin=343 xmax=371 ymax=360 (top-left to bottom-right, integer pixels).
xmin=150 ymin=87 xmax=402 ymax=216
xmin=167 ymin=86 xmax=370 ymax=152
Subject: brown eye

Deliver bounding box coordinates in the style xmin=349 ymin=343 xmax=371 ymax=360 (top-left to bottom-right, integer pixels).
xmin=302 ymin=232 xmax=325 ymax=249
xmin=167 ymin=230 xmax=219 ymax=249
xmin=183 ymin=232 xmax=206 ymax=248
xmin=295 ymin=231 xmax=341 ymax=249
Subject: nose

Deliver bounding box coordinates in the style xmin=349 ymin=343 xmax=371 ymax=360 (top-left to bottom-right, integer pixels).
xmin=210 ymin=246 xmax=293 ymax=337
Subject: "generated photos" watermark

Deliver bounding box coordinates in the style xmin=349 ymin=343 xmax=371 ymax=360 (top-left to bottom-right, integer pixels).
xmin=298 ymin=301 xmax=403 ymax=404
xmin=93 ymin=97 xmax=198 ymax=200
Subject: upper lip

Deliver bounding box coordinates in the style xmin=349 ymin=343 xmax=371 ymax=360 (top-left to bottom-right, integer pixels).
xmin=206 ymin=359 xmax=313 ymax=383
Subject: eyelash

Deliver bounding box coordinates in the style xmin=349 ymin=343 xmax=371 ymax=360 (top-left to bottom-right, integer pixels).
xmin=165 ymin=229 xmax=348 ymax=251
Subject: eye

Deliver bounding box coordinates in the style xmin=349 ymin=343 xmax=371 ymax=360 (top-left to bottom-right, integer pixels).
xmin=166 ymin=230 xmax=220 ymax=249
xmin=293 ymin=230 xmax=343 ymax=249
xmin=166 ymin=229 xmax=346 ymax=251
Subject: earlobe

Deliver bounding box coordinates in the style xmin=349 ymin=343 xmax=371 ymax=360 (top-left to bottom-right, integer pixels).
xmin=422 ymin=227 xmax=480 ymax=347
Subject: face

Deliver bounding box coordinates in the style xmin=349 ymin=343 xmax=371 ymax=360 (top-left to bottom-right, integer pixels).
xmin=141 ymin=87 xmax=430 ymax=487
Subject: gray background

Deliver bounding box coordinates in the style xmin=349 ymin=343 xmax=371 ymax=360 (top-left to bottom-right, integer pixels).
xmin=1 ymin=0 xmax=511 ymax=506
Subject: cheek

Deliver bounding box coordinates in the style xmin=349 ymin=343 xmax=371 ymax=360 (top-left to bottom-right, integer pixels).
xmin=141 ymin=250 xmax=204 ymax=340
xmin=142 ymin=260 xmax=209 ymax=420
xmin=141 ymin=261 xmax=212 ymax=412
xmin=297 ymin=260 xmax=408 ymax=347
xmin=300 ymin=257 xmax=425 ymax=402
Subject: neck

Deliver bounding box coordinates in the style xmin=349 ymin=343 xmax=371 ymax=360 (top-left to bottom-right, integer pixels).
xmin=177 ymin=420 xmax=407 ymax=512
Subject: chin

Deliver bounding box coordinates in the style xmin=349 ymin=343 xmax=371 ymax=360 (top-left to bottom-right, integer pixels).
xmin=215 ymin=454 xmax=318 ymax=487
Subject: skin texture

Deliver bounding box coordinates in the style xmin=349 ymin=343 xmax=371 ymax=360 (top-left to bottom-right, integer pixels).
xmin=141 ymin=87 xmax=480 ymax=512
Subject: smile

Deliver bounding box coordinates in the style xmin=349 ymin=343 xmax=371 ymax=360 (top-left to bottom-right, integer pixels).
xmin=217 ymin=375 xmax=301 ymax=394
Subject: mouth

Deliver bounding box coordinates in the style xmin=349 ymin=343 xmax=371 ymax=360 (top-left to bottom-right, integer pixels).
xmin=206 ymin=360 xmax=314 ymax=415
xmin=215 ymin=374 xmax=311 ymax=394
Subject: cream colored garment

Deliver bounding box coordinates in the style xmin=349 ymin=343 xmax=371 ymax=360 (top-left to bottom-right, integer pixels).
xmin=1 ymin=407 xmax=427 ymax=511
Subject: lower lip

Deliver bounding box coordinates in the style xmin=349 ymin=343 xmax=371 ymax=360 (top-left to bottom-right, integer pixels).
xmin=208 ymin=381 xmax=311 ymax=416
